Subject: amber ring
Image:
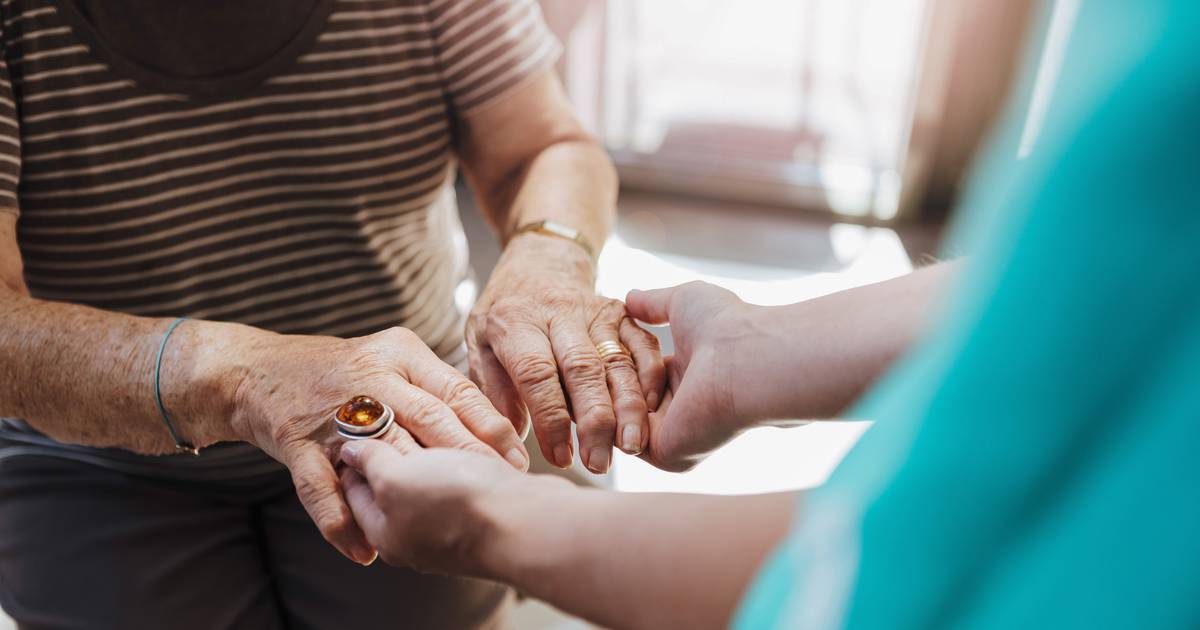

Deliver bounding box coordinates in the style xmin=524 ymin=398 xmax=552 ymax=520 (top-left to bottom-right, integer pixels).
xmin=333 ymin=395 xmax=395 ymax=440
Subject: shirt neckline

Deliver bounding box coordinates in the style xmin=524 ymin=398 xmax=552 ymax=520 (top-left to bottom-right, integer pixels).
xmin=50 ymin=0 xmax=336 ymax=100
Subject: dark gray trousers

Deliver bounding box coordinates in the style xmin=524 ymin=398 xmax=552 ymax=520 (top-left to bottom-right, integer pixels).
xmin=0 ymin=455 xmax=509 ymax=630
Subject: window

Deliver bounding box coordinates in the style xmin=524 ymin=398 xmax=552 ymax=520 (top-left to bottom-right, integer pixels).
xmin=602 ymin=0 xmax=930 ymax=219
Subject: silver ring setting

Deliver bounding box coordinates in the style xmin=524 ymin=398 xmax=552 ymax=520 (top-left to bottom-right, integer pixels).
xmin=333 ymin=396 xmax=396 ymax=440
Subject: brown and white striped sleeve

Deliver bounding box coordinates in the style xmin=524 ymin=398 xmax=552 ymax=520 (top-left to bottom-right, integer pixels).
xmin=422 ymin=0 xmax=562 ymax=115
xmin=0 ymin=29 xmax=20 ymax=215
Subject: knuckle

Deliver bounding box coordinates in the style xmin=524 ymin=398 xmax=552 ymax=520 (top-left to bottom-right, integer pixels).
xmin=601 ymin=351 xmax=637 ymax=371
xmin=534 ymin=409 xmax=572 ymax=434
xmin=489 ymin=299 xmax=519 ymax=317
xmin=358 ymin=329 xmax=414 ymax=361
xmin=485 ymin=301 xmax=525 ymax=332
xmin=374 ymin=476 xmax=404 ymax=504
xmin=542 ymin=293 xmax=577 ymax=312
xmin=531 ymin=401 xmax=573 ymax=432
xmin=380 ymin=326 xmax=419 ymax=346
xmin=559 ymin=350 xmax=603 ymax=382
xmin=613 ymin=387 xmax=647 ymax=412
xmin=641 ymin=356 xmax=667 ymax=380
xmin=464 ymin=330 xmax=481 ymax=354
xmin=511 ymin=354 xmax=560 ymax=391
xmin=463 ymin=441 xmax=499 ymax=458
xmin=634 ymin=327 xmax=662 ymax=353
xmin=441 ymin=378 xmax=482 ymax=410
xmin=317 ymin=511 xmax=354 ymax=540
xmin=271 ymin=418 xmax=307 ymax=449
xmin=467 ymin=308 xmax=487 ymax=330
xmin=579 ymin=405 xmax=616 ymax=432
xmin=383 ymin=434 xmax=417 ymax=456
xmin=405 ymin=399 xmax=450 ymax=429
xmin=476 ymin=418 xmax=516 ymax=445
xmin=467 ymin=314 xmax=491 ymax=346
xmin=594 ymin=298 xmax=626 ymax=322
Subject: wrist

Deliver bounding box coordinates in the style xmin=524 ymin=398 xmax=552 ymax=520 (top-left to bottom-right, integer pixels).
xmin=501 ymin=231 xmax=597 ymax=284
xmin=160 ymin=320 xmax=265 ymax=446
xmin=723 ymin=303 xmax=799 ymax=424
xmin=737 ymin=295 xmax=872 ymax=420
xmin=471 ymin=472 xmax=578 ymax=582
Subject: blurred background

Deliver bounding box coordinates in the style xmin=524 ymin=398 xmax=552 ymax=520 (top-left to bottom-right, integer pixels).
xmin=462 ymin=2 xmax=1044 ymax=623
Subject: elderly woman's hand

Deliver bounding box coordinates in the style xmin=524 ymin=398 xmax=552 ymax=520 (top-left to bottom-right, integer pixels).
xmin=227 ymin=326 xmax=528 ymax=565
xmin=467 ymin=235 xmax=666 ymax=473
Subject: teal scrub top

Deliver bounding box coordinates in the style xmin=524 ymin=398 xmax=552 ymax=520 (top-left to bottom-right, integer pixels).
xmin=734 ymin=1 xmax=1200 ymax=628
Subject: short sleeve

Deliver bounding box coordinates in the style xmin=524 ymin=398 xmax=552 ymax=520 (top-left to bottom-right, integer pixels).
xmin=422 ymin=0 xmax=562 ymax=115
xmin=0 ymin=36 xmax=20 ymax=216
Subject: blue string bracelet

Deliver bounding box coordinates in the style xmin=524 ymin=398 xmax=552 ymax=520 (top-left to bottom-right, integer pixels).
xmin=154 ymin=317 xmax=200 ymax=456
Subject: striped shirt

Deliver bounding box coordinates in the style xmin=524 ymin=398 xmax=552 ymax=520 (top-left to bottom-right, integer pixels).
xmin=0 ymin=0 xmax=560 ymax=475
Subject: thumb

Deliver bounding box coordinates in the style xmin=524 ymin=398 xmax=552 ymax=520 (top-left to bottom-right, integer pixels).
xmin=287 ymin=443 xmax=376 ymax=566
xmin=625 ymin=285 xmax=681 ymax=324
xmin=341 ymin=439 xmax=403 ymax=487
xmin=340 ymin=468 xmax=389 ymax=551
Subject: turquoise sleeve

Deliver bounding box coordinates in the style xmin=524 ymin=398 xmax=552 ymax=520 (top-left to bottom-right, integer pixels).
xmin=732 ymin=1 xmax=1200 ymax=628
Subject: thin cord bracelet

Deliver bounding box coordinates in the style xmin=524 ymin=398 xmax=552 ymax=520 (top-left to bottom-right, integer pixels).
xmin=153 ymin=317 xmax=200 ymax=456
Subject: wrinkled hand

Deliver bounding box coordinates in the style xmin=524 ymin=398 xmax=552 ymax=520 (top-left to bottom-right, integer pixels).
xmin=229 ymin=327 xmax=527 ymax=565
xmin=338 ymin=440 xmax=527 ymax=575
xmin=467 ymin=235 xmax=665 ymax=473
xmin=625 ymin=281 xmax=769 ymax=472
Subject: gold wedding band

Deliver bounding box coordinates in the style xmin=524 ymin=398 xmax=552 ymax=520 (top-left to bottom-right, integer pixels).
xmin=595 ymin=340 xmax=628 ymax=361
xmin=333 ymin=395 xmax=395 ymax=440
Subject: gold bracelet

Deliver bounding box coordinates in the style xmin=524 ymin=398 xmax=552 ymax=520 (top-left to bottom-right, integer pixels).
xmin=511 ymin=220 xmax=595 ymax=258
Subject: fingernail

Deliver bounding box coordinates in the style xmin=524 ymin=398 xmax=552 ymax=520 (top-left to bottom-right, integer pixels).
xmin=622 ymin=425 xmax=643 ymax=454
xmin=505 ymin=447 xmax=529 ymax=471
xmin=587 ymin=447 xmax=611 ymax=474
xmin=353 ymin=546 xmax=377 ymax=566
xmin=553 ymin=444 xmax=572 ymax=469
xmin=340 ymin=441 xmax=364 ymax=466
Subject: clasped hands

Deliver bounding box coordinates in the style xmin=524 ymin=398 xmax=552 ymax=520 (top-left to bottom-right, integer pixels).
xmin=336 ymin=280 xmax=763 ymax=572
xmin=229 ymin=237 xmax=732 ymax=565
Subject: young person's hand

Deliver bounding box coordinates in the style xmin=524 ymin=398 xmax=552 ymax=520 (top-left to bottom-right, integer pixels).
xmin=625 ymin=282 xmax=784 ymax=472
xmin=338 ymin=432 xmax=797 ymax=630
xmin=627 ymin=269 xmax=953 ymax=472
xmin=338 ymin=439 xmax=550 ymax=575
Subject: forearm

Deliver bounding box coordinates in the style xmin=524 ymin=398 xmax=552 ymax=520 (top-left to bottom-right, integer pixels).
xmin=498 ymin=139 xmax=617 ymax=251
xmin=478 ymin=477 xmax=796 ymax=630
xmin=737 ymin=262 xmax=957 ymax=420
xmin=0 ymin=290 xmax=253 ymax=453
xmin=458 ymin=69 xmax=617 ymax=257
xmin=466 ymin=131 xmax=617 ymax=284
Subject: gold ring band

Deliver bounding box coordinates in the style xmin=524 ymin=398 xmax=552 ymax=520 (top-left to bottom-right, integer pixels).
xmin=595 ymin=340 xmax=628 ymax=361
